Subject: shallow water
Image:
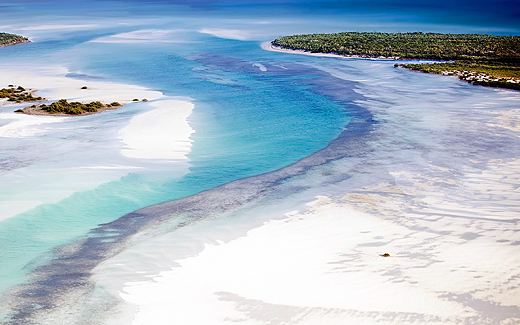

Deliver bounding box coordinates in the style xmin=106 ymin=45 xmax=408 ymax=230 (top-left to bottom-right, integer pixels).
xmin=0 ymin=1 xmax=519 ymax=324
xmin=0 ymin=2 xmax=354 ymax=298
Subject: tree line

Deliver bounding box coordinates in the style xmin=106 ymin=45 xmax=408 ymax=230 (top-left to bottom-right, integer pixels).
xmin=272 ymin=32 xmax=520 ymax=90
xmin=0 ymin=32 xmax=29 ymax=46
xmin=40 ymin=99 xmax=122 ymax=115
xmin=272 ymin=32 xmax=520 ymax=60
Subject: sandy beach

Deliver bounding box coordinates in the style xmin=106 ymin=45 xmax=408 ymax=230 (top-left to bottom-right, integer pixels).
xmin=261 ymin=42 xmax=401 ymax=60
xmin=0 ymin=40 xmax=30 ymax=48
xmin=118 ymin=99 xmax=195 ymax=160
xmin=113 ymin=153 xmax=520 ymax=324
xmin=0 ymin=67 xmax=163 ymax=108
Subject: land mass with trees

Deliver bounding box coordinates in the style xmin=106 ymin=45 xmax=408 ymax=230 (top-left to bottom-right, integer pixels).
xmin=0 ymin=32 xmax=30 ymax=47
xmin=1 ymin=85 xmax=124 ymax=116
xmin=17 ymin=99 xmax=124 ymax=116
xmin=1 ymin=86 xmax=43 ymax=103
xmin=271 ymin=32 xmax=520 ymax=90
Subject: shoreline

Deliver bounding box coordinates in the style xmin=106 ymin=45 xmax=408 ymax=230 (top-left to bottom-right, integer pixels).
xmin=17 ymin=103 xmax=126 ymax=116
xmin=0 ymin=39 xmax=30 ymax=48
xmin=262 ymin=41 xmax=520 ymax=91
xmin=261 ymin=42 xmax=402 ymax=60
xmin=118 ymin=99 xmax=195 ymax=160
xmin=0 ymin=67 xmax=164 ymax=111
xmin=396 ymin=63 xmax=520 ymax=90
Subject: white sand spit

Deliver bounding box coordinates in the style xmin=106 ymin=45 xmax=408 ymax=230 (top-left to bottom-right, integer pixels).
xmin=261 ymin=41 xmax=361 ymax=60
xmin=261 ymin=42 xmax=401 ymax=61
xmin=118 ymin=100 xmax=194 ymax=160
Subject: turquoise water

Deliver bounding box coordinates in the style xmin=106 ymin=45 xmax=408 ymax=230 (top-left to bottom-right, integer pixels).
xmin=0 ymin=0 xmax=519 ymax=316
xmin=0 ymin=16 xmax=350 ymax=294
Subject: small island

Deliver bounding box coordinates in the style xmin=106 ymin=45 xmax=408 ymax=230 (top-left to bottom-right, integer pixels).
xmin=1 ymin=84 xmax=126 ymax=116
xmin=0 ymin=32 xmax=30 ymax=47
xmin=0 ymin=86 xmax=43 ymax=103
xmin=17 ymin=99 xmax=124 ymax=116
xmin=271 ymin=32 xmax=520 ymax=90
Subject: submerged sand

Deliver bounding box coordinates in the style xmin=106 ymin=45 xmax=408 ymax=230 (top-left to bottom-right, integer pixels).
xmin=114 ymin=108 xmax=520 ymax=324
xmin=100 ymin=64 xmax=520 ymax=324
xmin=2 ymin=43 xmax=519 ymax=325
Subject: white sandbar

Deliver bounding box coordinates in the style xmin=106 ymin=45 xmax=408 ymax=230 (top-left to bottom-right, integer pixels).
xmin=0 ymin=66 xmax=165 ymax=221
xmin=118 ymin=100 xmax=195 ymax=160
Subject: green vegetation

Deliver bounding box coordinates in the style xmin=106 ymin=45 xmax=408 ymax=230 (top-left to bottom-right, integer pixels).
xmin=41 ymin=99 xmax=103 ymax=114
xmin=3 ymin=85 xmax=124 ymax=115
xmin=0 ymin=86 xmax=43 ymax=103
xmin=0 ymin=32 xmax=29 ymax=47
xmin=272 ymin=32 xmax=520 ymax=60
xmin=37 ymin=99 xmax=121 ymax=115
xmin=272 ymin=32 xmax=520 ymax=90
xmin=400 ymin=61 xmax=520 ymax=90
xmin=3 ymin=83 xmax=125 ymax=115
